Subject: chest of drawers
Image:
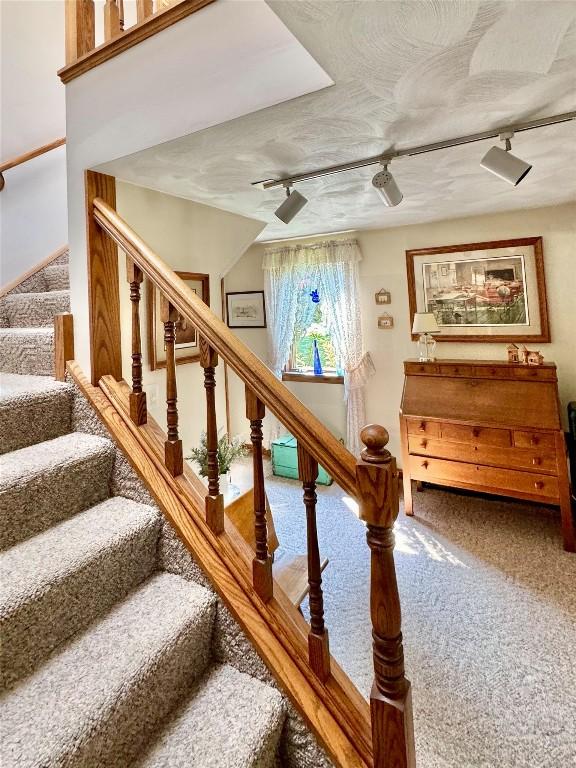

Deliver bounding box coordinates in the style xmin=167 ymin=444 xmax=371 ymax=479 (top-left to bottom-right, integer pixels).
xmin=399 ymin=359 xmax=574 ymax=552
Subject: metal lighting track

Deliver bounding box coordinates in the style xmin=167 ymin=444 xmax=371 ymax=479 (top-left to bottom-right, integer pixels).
xmin=252 ymin=111 xmax=576 ymax=190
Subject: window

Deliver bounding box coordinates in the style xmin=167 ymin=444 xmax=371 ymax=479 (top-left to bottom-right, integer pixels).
xmin=283 ymin=288 xmax=343 ymax=383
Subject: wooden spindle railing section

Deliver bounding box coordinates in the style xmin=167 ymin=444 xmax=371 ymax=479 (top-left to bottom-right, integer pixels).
xmin=356 ymin=425 xmax=416 ymax=768
xmin=61 ymin=1 xmax=215 ymax=82
xmin=246 ymin=386 xmax=273 ymax=603
xmin=297 ymin=443 xmax=331 ymax=682
xmin=160 ymin=296 xmax=183 ymax=476
xmin=87 ymin=187 xmax=415 ymax=767
xmin=200 ymin=335 xmax=224 ymax=534
xmin=126 ymin=259 xmax=147 ymax=425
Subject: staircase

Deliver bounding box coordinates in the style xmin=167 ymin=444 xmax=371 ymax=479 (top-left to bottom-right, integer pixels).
xmin=0 ymin=257 xmax=291 ymax=767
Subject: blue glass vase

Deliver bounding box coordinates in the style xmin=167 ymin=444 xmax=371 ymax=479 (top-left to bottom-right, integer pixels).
xmin=313 ymin=339 xmax=323 ymax=375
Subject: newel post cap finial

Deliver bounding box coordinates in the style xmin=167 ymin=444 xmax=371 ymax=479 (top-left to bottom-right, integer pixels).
xmin=360 ymin=424 xmax=391 ymax=464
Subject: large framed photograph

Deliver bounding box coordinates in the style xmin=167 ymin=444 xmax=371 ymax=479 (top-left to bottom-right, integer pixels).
xmin=406 ymin=237 xmax=550 ymax=343
xmin=147 ymin=271 xmax=210 ymax=370
xmin=226 ymin=291 xmax=267 ymax=328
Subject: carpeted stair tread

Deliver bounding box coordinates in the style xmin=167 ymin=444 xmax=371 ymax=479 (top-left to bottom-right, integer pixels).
xmin=134 ymin=663 xmax=285 ymax=768
xmin=0 ymin=497 xmax=161 ymax=688
xmin=0 ymin=290 xmax=70 ymax=327
xmin=43 ymin=264 xmax=70 ymax=291
xmin=0 ymin=373 xmax=73 ymax=454
xmin=0 ymin=572 xmax=216 ymax=768
xmin=0 ymin=328 xmax=54 ymax=375
xmin=0 ymin=431 xmax=114 ymax=549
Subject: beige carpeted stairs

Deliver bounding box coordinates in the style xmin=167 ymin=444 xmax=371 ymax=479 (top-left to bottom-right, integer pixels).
xmin=0 ymin=256 xmax=329 ymax=767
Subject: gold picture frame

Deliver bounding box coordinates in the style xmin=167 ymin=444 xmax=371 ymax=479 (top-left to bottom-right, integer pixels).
xmin=147 ymin=271 xmax=210 ymax=370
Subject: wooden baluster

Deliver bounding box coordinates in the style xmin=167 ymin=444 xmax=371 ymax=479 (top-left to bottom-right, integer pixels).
xmin=161 ymin=296 xmax=183 ymax=476
xmin=104 ymin=0 xmax=121 ymax=40
xmin=136 ymin=0 xmax=153 ymax=22
xmin=356 ymin=425 xmax=415 ymax=768
xmin=246 ymin=386 xmax=273 ymax=602
xmin=117 ymin=0 xmax=125 ymax=30
xmin=126 ymin=259 xmax=147 ymax=425
xmin=297 ymin=443 xmax=330 ymax=682
xmin=200 ymin=335 xmax=224 ymax=534
xmin=54 ymin=313 xmax=75 ymax=382
xmin=65 ymin=0 xmax=95 ymax=64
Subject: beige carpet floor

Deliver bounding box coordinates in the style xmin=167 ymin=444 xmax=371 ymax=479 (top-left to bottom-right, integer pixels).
xmin=230 ymin=459 xmax=576 ymax=768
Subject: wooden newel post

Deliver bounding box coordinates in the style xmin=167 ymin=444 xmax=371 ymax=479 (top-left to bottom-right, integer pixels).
xmin=127 ymin=259 xmax=147 ymax=425
xmin=246 ymin=385 xmax=273 ymax=602
xmin=161 ymin=296 xmax=183 ymax=477
xmin=356 ymin=424 xmax=416 ymax=768
xmin=200 ymin=335 xmax=224 ymax=534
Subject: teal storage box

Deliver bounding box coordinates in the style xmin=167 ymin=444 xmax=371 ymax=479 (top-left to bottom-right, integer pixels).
xmin=271 ymin=434 xmax=333 ymax=486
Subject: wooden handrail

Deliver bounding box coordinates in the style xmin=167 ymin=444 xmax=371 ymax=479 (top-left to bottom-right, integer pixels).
xmin=92 ymin=196 xmax=358 ymax=496
xmin=86 ymin=174 xmax=415 ymax=767
xmin=0 ymin=138 xmax=66 ymax=177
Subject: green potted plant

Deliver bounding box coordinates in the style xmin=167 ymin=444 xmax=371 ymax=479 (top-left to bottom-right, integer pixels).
xmin=187 ymin=429 xmax=246 ymax=496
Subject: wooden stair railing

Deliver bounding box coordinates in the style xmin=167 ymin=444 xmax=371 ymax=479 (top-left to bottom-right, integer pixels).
xmin=84 ymin=171 xmax=416 ymax=768
xmin=59 ymin=0 xmax=215 ymax=83
xmin=0 ymin=138 xmax=66 ymax=192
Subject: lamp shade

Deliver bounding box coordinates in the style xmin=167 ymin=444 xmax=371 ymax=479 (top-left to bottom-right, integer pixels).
xmin=412 ymin=312 xmax=439 ymax=334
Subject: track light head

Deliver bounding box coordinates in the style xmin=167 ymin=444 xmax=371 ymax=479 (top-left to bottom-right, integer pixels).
xmin=372 ymin=162 xmax=403 ymax=207
xmin=480 ymin=132 xmax=532 ymax=186
xmin=274 ymin=186 xmax=308 ymax=224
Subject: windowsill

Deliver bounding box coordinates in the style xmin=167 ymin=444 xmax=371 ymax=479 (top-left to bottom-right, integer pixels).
xmin=282 ymin=371 xmax=344 ymax=384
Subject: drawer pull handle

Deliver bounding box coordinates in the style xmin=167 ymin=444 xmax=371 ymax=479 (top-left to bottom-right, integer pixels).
xmin=530 ymin=436 xmax=540 ymax=445
xmin=420 ymin=439 xmax=428 ymax=448
xmin=472 ymin=428 xmax=480 ymax=438
xmin=532 ymin=457 xmax=542 ymax=466
xmin=421 ymin=461 xmax=429 ymax=469
xmin=419 ymin=421 xmax=426 ymax=431
xmin=534 ymin=481 xmax=544 ymax=490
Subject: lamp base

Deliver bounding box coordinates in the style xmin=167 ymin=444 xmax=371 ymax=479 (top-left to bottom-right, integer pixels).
xmin=417 ymin=333 xmax=436 ymax=362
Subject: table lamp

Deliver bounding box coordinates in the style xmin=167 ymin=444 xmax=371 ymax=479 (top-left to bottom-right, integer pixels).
xmin=412 ymin=312 xmax=440 ymax=361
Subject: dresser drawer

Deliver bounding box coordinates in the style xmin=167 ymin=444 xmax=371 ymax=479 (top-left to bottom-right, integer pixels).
xmin=405 ymin=418 xmax=441 ymax=437
xmin=404 ymin=362 xmax=439 ymax=375
xmin=513 ymin=430 xmax=556 ymax=450
xmin=438 ymin=363 xmax=472 ymax=377
xmin=440 ymin=422 xmax=511 ymax=447
xmin=473 ymin=365 xmax=511 ymax=379
xmin=408 ymin=436 xmax=558 ymax=474
xmin=512 ymin=366 xmax=556 ymax=381
xmin=408 ymin=456 xmax=559 ymax=499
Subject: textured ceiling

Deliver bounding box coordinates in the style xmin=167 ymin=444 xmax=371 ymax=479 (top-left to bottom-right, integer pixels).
xmin=99 ymin=0 xmax=576 ymax=241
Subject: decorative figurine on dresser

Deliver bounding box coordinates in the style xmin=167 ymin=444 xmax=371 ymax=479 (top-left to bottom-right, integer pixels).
xmin=399 ymin=359 xmax=574 ymax=552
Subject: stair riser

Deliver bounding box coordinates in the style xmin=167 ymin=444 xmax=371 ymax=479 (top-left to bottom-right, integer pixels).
xmin=0 ymin=519 xmax=160 ymax=689
xmin=0 ymin=450 xmax=113 ymax=550
xmin=0 ymin=330 xmax=54 ymax=375
xmin=43 ymin=265 xmax=70 ymax=292
xmin=64 ymin=601 xmax=216 ymax=768
xmin=0 ymin=389 xmax=72 ymax=455
xmin=1 ymin=292 xmax=70 ymax=327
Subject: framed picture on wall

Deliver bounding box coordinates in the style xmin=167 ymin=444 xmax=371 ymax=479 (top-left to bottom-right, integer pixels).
xmin=226 ymin=291 xmax=267 ymax=328
xmin=147 ymin=271 xmax=210 ymax=370
xmin=406 ymin=237 xmax=550 ymax=343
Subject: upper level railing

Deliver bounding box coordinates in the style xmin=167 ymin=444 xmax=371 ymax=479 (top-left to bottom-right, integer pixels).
xmin=84 ymin=169 xmax=416 ymax=767
xmin=0 ymin=138 xmax=66 ymax=192
xmin=59 ymin=0 xmax=214 ymax=83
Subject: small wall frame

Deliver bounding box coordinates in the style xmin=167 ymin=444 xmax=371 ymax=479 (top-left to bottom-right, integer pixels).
xmin=375 ymin=289 xmax=391 ymax=305
xmin=378 ymin=313 xmax=394 ymax=329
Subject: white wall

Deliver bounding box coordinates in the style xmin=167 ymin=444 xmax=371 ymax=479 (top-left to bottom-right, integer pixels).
xmin=116 ymin=182 xmax=264 ymax=454
xmin=225 ymin=203 xmax=576 ymax=461
xmin=64 ymin=0 xmax=331 ymax=374
xmin=0 ymin=0 xmax=67 ymax=286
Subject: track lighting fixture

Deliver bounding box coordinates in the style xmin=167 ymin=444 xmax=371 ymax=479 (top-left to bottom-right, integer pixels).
xmin=372 ymin=161 xmax=403 ymax=207
xmin=480 ymin=132 xmax=532 ymax=186
xmin=274 ymin=185 xmax=308 ymax=224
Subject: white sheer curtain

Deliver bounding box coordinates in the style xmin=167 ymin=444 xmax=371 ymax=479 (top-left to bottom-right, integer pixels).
xmin=263 ymin=239 xmax=374 ymax=456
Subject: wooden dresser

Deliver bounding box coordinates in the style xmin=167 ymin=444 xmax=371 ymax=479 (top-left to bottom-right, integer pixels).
xmin=399 ymin=359 xmax=574 ymax=552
